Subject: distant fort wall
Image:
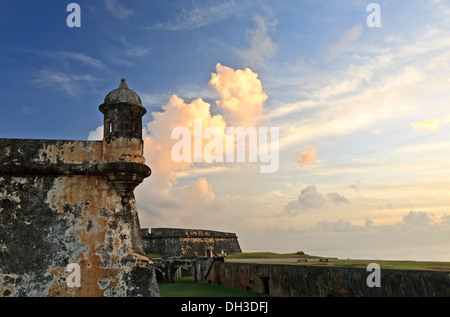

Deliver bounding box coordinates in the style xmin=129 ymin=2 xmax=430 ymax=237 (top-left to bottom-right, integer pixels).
xmin=142 ymin=228 xmax=242 ymax=257
xmin=207 ymin=262 xmax=450 ymax=297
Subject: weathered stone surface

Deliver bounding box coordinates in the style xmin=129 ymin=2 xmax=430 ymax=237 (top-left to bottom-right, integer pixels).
xmin=0 ymin=79 xmax=159 ymax=297
xmin=102 ymin=78 xmax=144 ymax=109
xmin=142 ymin=228 xmax=242 ymax=257
xmin=207 ymin=262 xmax=450 ymax=297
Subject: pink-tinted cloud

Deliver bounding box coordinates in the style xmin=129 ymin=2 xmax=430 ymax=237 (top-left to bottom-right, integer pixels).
xmin=210 ymin=63 xmax=267 ymax=127
xmin=295 ymin=147 xmax=318 ymax=165
xmin=136 ymin=64 xmax=268 ymax=227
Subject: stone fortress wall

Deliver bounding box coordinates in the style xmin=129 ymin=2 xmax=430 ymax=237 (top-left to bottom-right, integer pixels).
xmin=0 ymin=79 xmax=159 ymax=297
xmin=142 ymin=228 xmax=242 ymax=258
xmin=1 ymin=78 xmax=447 ymax=298
xmin=207 ymin=261 xmax=450 ymax=297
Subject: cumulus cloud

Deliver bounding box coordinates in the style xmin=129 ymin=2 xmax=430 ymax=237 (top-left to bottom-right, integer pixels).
xmin=87 ymin=125 xmax=103 ymax=140
xmin=262 ymin=210 xmax=450 ymax=261
xmin=210 ymin=63 xmax=268 ymax=127
xmin=142 ymin=63 xmax=267 ymax=196
xmin=326 ymin=192 xmax=349 ymax=204
xmin=397 ymin=211 xmax=450 ymax=230
xmin=171 ymin=177 xmax=215 ymax=204
xmin=295 ymin=147 xmax=318 ymax=165
xmin=284 ymin=185 xmax=348 ymax=215
xmin=143 ymin=94 xmax=226 ymax=192
xmin=88 ymin=64 xmax=269 ymax=228
xmin=359 ymin=211 xmax=447 ymax=232
xmin=441 ymin=214 xmax=450 ymax=226
xmin=401 ymin=211 xmax=432 ymax=228
xmin=134 ymin=95 xmax=227 ymax=228
xmin=269 ymin=211 xmax=450 ymax=235
xmin=372 ymin=211 xmax=445 ymax=232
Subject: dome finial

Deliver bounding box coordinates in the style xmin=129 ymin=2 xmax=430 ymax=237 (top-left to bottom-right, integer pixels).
xmin=102 ymin=78 xmax=144 ymax=109
xmin=118 ymin=78 xmax=128 ymax=89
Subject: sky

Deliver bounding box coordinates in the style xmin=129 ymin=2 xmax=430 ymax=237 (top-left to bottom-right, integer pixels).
xmin=1 ymin=0 xmax=450 ymax=261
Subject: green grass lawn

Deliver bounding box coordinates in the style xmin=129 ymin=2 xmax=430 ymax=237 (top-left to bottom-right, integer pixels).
xmin=227 ymin=252 xmax=324 ymax=259
xmin=158 ymin=277 xmax=267 ymax=297
xmin=295 ymin=259 xmax=450 ymax=271
xmin=226 ymin=252 xmax=450 ymax=271
xmin=157 ymin=254 xmax=450 ymax=297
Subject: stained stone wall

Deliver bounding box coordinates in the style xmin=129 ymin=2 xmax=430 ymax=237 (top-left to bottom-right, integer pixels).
xmin=0 ymin=79 xmax=160 ymax=297
xmin=0 ymin=139 xmax=159 ymax=297
xmin=142 ymin=228 xmax=242 ymax=258
xmin=207 ymin=262 xmax=450 ymax=297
